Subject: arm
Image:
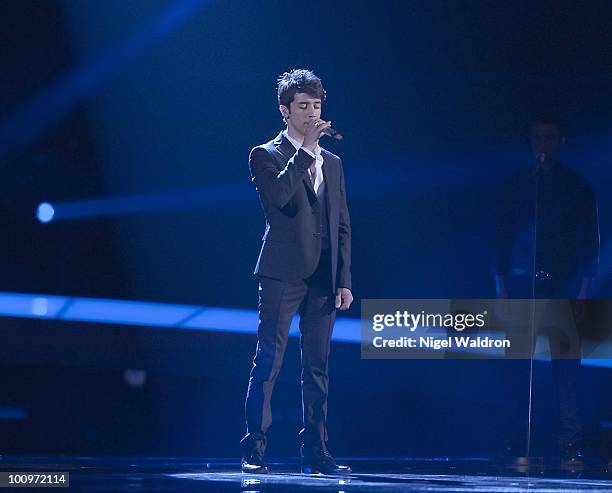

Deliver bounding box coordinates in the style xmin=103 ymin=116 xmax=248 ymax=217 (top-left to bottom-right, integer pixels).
xmin=336 ymin=159 xmax=352 ymax=292
xmin=577 ymin=182 xmax=600 ymax=298
xmin=249 ymin=146 xmax=314 ymax=210
xmin=493 ymin=176 xmax=518 ymax=297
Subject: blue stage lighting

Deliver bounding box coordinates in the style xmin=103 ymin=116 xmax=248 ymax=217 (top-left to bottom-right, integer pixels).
xmin=0 ymin=405 xmax=28 ymax=421
xmin=0 ymin=291 xmax=608 ymax=368
xmin=37 ymin=202 xmax=55 ymax=223
xmin=61 ymin=297 xmax=201 ymax=328
xmin=0 ymin=292 xmax=68 ymax=318
xmin=0 ymin=0 xmax=209 ymax=162
xmin=43 ymin=184 xmax=255 ymax=222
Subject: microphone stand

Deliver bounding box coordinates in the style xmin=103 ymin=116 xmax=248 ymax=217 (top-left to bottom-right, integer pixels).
xmin=526 ymin=153 xmax=544 ymax=459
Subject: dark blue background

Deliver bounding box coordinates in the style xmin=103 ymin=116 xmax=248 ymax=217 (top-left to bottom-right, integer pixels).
xmin=1 ymin=0 xmax=611 ymax=459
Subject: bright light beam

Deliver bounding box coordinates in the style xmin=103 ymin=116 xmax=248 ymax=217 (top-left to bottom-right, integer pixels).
xmin=0 ymin=0 xmax=209 ymax=163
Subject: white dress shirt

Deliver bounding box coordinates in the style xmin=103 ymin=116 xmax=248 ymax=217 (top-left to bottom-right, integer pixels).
xmin=284 ymin=130 xmax=325 ymax=197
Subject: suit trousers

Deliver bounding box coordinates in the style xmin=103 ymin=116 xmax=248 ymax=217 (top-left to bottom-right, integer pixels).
xmin=503 ymin=274 xmax=583 ymax=452
xmin=242 ymin=248 xmax=335 ymax=447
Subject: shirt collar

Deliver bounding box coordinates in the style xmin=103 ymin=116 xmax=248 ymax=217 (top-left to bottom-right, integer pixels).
xmin=283 ymin=130 xmax=321 ymax=156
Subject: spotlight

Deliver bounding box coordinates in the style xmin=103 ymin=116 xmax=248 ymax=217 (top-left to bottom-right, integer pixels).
xmin=37 ymin=202 xmax=55 ymax=223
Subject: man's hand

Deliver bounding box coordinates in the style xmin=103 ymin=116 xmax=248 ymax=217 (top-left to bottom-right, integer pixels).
xmin=303 ymin=119 xmax=332 ymax=152
xmin=495 ymin=275 xmax=508 ymax=299
xmin=335 ymin=287 xmax=353 ymax=310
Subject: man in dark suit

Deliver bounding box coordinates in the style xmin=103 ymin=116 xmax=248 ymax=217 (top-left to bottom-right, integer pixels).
xmin=494 ymin=114 xmax=599 ymax=466
xmin=240 ymin=69 xmax=353 ymax=475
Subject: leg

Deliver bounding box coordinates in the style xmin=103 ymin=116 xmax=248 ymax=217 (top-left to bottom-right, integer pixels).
xmin=297 ymin=247 xmax=351 ymax=475
xmin=243 ymin=277 xmax=307 ymax=445
xmin=298 ymin=285 xmax=351 ymax=475
xmin=299 ymin=286 xmax=336 ymax=445
xmin=544 ymin=300 xmax=583 ymax=458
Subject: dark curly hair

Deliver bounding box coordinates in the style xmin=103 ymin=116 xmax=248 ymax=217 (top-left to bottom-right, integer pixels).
xmin=277 ymin=69 xmax=326 ymax=109
xmin=529 ymin=111 xmax=567 ymax=136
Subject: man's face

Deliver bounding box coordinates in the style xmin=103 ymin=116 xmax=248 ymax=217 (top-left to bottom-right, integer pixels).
xmin=530 ymin=122 xmax=563 ymax=158
xmin=280 ymin=92 xmax=322 ymax=137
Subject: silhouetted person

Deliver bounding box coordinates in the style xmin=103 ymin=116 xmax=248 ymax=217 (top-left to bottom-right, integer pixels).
xmin=494 ymin=114 xmax=599 ymax=464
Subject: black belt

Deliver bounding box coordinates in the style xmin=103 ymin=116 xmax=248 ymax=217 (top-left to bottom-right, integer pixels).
xmin=512 ymin=269 xmax=564 ymax=282
xmin=535 ymin=270 xmax=553 ymax=281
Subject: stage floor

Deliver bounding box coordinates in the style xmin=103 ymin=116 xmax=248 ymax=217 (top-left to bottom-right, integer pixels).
xmin=0 ymin=456 xmax=611 ymax=492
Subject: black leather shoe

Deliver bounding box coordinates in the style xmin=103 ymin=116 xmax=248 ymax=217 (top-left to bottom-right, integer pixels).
xmin=301 ymin=443 xmax=351 ymax=475
xmin=241 ymin=437 xmax=269 ymax=474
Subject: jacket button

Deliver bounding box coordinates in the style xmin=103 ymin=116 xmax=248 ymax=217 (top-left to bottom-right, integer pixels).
xmin=313 ymin=233 xmax=321 ymax=237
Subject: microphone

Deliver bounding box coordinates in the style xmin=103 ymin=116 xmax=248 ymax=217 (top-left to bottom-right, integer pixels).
xmin=322 ymin=126 xmax=344 ymax=141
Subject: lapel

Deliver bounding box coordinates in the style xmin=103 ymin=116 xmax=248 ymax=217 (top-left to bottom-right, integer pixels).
xmin=321 ymin=151 xmax=336 ymax=212
xmin=272 ymin=131 xmax=291 ymax=156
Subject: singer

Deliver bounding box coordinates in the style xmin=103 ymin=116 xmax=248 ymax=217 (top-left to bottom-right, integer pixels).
xmin=240 ymin=69 xmax=353 ymax=475
xmin=493 ymin=113 xmax=600 ymax=465
xmin=494 ymin=113 xmax=599 ymax=300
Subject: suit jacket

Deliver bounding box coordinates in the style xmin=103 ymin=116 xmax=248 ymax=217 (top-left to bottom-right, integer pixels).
xmin=250 ymin=131 xmax=351 ymax=292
